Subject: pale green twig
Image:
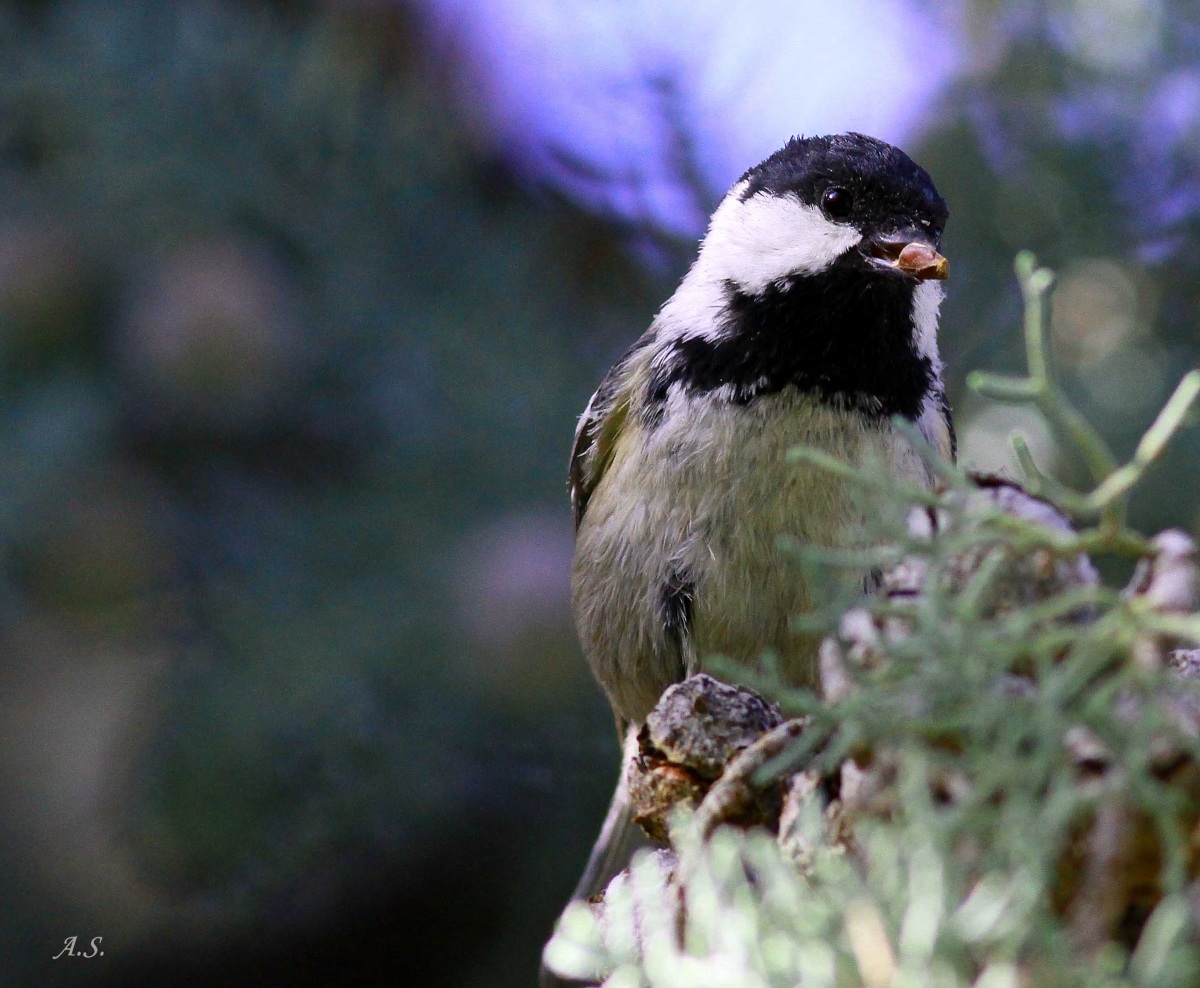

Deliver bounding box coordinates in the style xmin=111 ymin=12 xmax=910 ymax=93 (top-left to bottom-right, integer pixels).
xmin=1082 ymin=370 xmax=1200 ymax=513
xmin=1010 ymin=433 xmax=1045 ymax=495
xmin=892 ymin=416 xmax=972 ymax=489
xmin=1009 ymin=433 xmax=1084 ymax=512
xmin=969 ymin=253 xmax=1119 ymax=493
xmin=970 ymin=252 xmax=1200 ymax=545
xmin=787 ymin=445 xmax=941 ymax=505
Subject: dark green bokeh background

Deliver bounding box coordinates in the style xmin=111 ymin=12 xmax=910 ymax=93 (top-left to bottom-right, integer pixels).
xmin=1 ymin=2 xmax=1198 ymax=986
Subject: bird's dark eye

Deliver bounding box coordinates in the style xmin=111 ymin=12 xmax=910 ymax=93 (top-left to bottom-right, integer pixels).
xmin=822 ymin=187 xmax=853 ymax=219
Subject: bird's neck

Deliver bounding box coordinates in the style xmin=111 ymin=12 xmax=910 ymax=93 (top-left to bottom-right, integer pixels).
xmin=654 ymin=268 xmax=940 ymax=419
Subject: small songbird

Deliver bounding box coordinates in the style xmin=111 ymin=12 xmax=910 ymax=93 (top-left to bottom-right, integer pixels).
xmin=563 ymin=133 xmax=953 ymax=910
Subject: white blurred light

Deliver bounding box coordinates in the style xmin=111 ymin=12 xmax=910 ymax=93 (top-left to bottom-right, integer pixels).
xmin=420 ymin=0 xmax=966 ymax=239
xmin=450 ymin=512 xmax=584 ymax=709
xmin=959 ymin=404 xmax=1060 ymax=479
xmin=1050 ymin=258 xmax=1144 ymax=368
xmin=117 ymin=240 xmax=303 ymax=430
xmin=1081 ymin=346 xmax=1169 ymax=418
xmin=1050 ymin=0 xmax=1163 ymax=72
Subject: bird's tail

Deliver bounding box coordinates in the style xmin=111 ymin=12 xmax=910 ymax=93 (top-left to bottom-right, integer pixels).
xmin=540 ymin=726 xmax=658 ymax=988
xmin=572 ymin=726 xmax=656 ymax=902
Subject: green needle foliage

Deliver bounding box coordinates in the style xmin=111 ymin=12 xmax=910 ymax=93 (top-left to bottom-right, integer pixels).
xmin=545 ymin=256 xmax=1200 ymax=987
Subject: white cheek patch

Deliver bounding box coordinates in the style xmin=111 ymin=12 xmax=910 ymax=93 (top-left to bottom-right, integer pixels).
xmin=652 ymin=274 xmax=729 ymax=345
xmin=695 ymin=184 xmax=862 ymax=295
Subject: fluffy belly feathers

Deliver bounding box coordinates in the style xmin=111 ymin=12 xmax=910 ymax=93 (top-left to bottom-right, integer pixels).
xmin=572 ymin=388 xmax=934 ymax=725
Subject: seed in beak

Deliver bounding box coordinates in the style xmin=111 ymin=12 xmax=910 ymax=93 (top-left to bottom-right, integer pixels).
xmin=896 ymin=242 xmax=949 ymax=281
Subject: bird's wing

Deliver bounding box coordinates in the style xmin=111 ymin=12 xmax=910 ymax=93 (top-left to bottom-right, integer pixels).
xmin=939 ymin=389 xmax=957 ymax=462
xmin=569 ymin=337 xmax=651 ymax=531
xmin=916 ymin=384 xmax=956 ymax=465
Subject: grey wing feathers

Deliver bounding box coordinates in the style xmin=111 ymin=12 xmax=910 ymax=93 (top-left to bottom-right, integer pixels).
xmin=568 ymin=388 xmax=605 ymax=531
xmin=568 ymin=337 xmax=651 ymax=531
xmin=939 ymin=388 xmax=957 ymax=461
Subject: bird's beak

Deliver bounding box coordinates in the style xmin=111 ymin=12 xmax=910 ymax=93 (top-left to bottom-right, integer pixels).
xmin=865 ymin=234 xmax=949 ymax=281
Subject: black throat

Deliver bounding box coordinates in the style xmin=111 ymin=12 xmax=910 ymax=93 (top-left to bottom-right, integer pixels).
xmin=650 ymin=262 xmax=933 ymax=420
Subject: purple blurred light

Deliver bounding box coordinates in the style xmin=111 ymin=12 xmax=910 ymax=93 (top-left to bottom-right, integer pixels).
xmin=419 ymin=0 xmax=966 ymax=239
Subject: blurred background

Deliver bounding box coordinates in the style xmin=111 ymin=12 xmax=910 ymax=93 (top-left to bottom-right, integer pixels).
xmin=1 ymin=0 xmax=1198 ymax=984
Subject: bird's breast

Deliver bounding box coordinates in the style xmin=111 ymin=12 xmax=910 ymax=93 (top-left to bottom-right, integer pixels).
xmin=572 ymin=385 xmax=935 ymax=724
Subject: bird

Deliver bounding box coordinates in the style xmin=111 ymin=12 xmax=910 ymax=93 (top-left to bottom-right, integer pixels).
xmin=564 ymin=132 xmax=953 ymax=909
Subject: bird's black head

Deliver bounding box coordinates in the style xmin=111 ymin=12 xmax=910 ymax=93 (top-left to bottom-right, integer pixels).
xmin=656 ymin=133 xmax=950 ymax=420
xmin=700 ymin=129 xmax=950 ymax=289
xmin=739 ymin=132 xmax=947 ymax=248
